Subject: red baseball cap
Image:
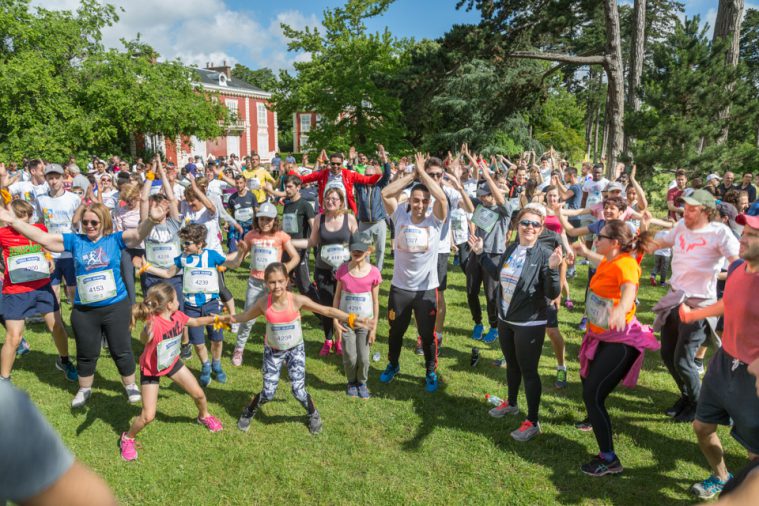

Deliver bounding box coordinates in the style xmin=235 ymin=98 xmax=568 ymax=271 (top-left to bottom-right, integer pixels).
xmin=736 ymin=203 xmax=759 ymax=228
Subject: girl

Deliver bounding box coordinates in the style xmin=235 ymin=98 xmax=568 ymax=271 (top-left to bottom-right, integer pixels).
xmin=233 ymin=263 xmax=371 ymax=434
xmin=333 ymin=233 xmax=381 ymax=399
xmin=119 ymin=282 xmax=228 ymax=461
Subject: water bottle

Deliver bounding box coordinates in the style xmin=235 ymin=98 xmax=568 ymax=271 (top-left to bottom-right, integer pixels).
xmin=372 ymin=351 xmax=381 ymax=362
xmin=485 ymin=394 xmax=503 ymax=406
xmin=470 ymin=347 xmax=480 ymax=367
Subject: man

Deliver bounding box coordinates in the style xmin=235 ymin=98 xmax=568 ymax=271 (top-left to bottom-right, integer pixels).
xmin=271 ymin=152 xmax=282 ymax=175
xmin=280 ymin=175 xmax=317 ymax=299
xmin=67 ymin=164 xmax=90 ymax=193
xmin=667 ymin=169 xmax=688 ymax=221
xmin=553 ymin=166 xmax=583 ymax=213
xmin=677 ymin=206 xmax=759 ymax=500
xmin=354 ymin=145 xmax=392 ymax=270
xmin=226 ymin=175 xmax=257 ymax=253
xmin=581 ymin=164 xmax=609 ymax=208
xmin=92 ymin=160 xmax=109 ymax=182
xmin=650 ymin=190 xmax=740 ymax=423
xmin=705 ymin=173 xmax=722 ymax=194
xmin=241 ymin=154 xmax=275 ymax=205
xmin=738 ymin=172 xmax=756 ymax=204
xmin=737 ymin=191 xmax=750 ymax=213
xmin=717 ymin=171 xmax=737 ymax=199
xmin=379 ymin=153 xmax=448 ymax=393
xmin=4 ymin=160 xmax=48 ymax=211
xmin=299 ymin=152 xmax=382 ymax=215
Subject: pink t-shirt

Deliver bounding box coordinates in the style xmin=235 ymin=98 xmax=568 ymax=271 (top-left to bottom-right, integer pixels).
xmin=335 ymin=263 xmax=382 ymax=293
xmin=544 ymin=214 xmax=562 ymax=234
xmin=140 ymin=311 xmax=190 ymax=377
xmin=243 ymin=230 xmax=291 ymax=280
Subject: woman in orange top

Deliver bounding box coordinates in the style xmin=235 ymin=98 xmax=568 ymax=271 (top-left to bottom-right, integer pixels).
xmin=572 ymin=220 xmax=659 ymax=477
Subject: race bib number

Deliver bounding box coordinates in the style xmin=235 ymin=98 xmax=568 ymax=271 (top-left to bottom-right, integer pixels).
xmin=234 ymin=206 xmax=254 ymax=222
xmin=320 ymin=243 xmax=349 ymax=269
xmin=252 ymin=244 xmax=279 ymax=272
xmin=266 ymin=318 xmax=304 ymax=350
xmin=146 ymin=241 xmax=180 ymax=268
xmin=156 ymin=335 xmax=181 ymax=371
xmin=508 ymin=197 xmax=521 ymax=212
xmin=586 ymin=292 xmax=614 ymax=330
xmin=339 ymin=291 xmax=373 ymax=318
xmin=77 ymin=270 xmax=118 ymax=304
xmin=397 ymin=225 xmax=430 ymax=253
xmin=450 ymin=209 xmax=468 ymax=245
xmin=471 ymin=205 xmax=499 ymax=233
xmin=182 ymin=267 xmax=219 ymax=294
xmin=282 ymin=213 xmax=298 ymax=234
xmin=7 ymin=252 xmax=50 ymax=284
xmin=247 ymin=178 xmax=261 ymax=190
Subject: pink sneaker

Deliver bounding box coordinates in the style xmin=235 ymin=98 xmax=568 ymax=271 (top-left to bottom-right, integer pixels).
xmin=335 ymin=339 xmax=343 ymax=356
xmin=232 ymin=347 xmax=244 ymax=367
xmin=319 ymin=340 xmax=333 ymax=357
xmin=119 ymin=433 xmax=138 ymax=461
xmin=198 ymin=415 xmax=223 ymax=433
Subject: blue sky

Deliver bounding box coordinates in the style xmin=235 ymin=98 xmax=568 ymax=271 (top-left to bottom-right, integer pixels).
xmin=32 ymin=0 xmax=743 ymax=73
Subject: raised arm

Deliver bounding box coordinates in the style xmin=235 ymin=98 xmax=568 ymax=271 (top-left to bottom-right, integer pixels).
xmin=123 ymin=200 xmax=165 ymax=248
xmin=480 ymin=159 xmax=505 ymax=207
xmin=413 ymin=153 xmax=447 ymax=221
xmin=0 ymin=209 xmax=64 ymax=252
xmin=628 ymin=164 xmax=648 ymax=211
xmin=189 ymin=176 xmax=216 ymax=215
xmin=381 ymin=171 xmax=414 ymax=217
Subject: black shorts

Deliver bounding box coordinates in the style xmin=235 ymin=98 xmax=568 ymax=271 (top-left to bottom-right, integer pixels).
xmin=696 ymin=347 xmax=759 ymax=454
xmin=140 ymin=359 xmax=184 ymax=385
xmin=0 ymin=284 xmax=59 ymax=320
xmin=437 ymin=253 xmax=449 ymax=291
xmin=545 ymin=300 xmax=559 ymax=328
xmin=218 ymin=270 xmax=233 ymax=303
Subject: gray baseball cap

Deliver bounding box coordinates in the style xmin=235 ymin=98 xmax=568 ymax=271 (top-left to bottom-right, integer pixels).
xmin=44 ymin=163 xmax=64 ymax=175
xmin=257 ymin=202 xmax=277 ymax=219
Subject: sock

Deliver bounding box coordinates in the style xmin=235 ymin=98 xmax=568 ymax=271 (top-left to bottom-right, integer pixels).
xmin=59 ymin=356 xmax=70 ymax=364
xmin=79 ymin=387 xmax=92 ymax=393
xmin=556 ymin=365 xmax=567 ymax=371
xmin=124 ymin=383 xmax=137 ymax=391
xmin=600 ymin=451 xmax=617 ymax=462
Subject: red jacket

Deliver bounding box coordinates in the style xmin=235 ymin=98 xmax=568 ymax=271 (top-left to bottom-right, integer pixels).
xmin=299 ymin=168 xmax=382 ymax=214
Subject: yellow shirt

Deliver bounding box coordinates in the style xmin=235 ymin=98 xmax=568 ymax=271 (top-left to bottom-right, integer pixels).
xmin=243 ymin=168 xmax=275 ymax=203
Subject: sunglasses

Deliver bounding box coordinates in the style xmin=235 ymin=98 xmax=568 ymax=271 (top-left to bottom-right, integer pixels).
xmin=182 ymin=241 xmax=196 ymax=247
xmin=519 ymin=220 xmax=542 ymax=229
xmin=428 ymin=172 xmax=444 ymax=179
xmin=329 ymin=162 xmax=342 ymax=166
xmin=597 ymin=233 xmax=614 ymax=241
xmin=82 ymin=220 xmax=100 ymax=227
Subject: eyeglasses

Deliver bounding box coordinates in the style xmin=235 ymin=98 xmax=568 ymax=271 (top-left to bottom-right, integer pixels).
xmin=519 ymin=220 xmax=542 ymax=229
xmin=82 ymin=220 xmax=100 ymax=227
xmin=182 ymin=241 xmax=196 ymax=247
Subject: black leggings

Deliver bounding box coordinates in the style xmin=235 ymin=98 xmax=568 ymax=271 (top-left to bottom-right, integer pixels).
xmin=121 ymin=248 xmax=143 ymax=304
xmin=285 ymin=248 xmax=318 ymax=301
xmin=582 ymin=341 xmax=640 ymax=454
xmin=71 ymin=297 xmax=135 ymax=378
xmin=498 ymin=321 xmax=546 ymax=423
xmin=467 ymin=252 xmax=500 ymax=328
xmin=314 ymin=267 xmax=337 ymax=342
xmin=387 ymin=286 xmax=437 ymax=374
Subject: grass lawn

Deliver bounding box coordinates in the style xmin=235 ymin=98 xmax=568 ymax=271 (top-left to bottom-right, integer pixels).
xmin=8 ymin=251 xmax=746 ymax=505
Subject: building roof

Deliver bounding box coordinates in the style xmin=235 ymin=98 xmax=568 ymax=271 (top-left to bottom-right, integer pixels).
xmin=191 ymin=68 xmax=272 ymax=97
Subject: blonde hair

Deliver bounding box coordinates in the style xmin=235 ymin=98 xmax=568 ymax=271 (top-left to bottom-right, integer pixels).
xmin=82 ymin=203 xmax=113 ymax=235
xmin=119 ymin=183 xmax=140 ymax=203
xmin=324 ymin=187 xmax=350 ymax=215
xmin=10 ymin=200 xmax=34 ymax=219
xmin=130 ymin=282 xmax=177 ymax=338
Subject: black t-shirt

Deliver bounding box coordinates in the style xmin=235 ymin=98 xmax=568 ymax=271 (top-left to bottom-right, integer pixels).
xmin=282 ymin=197 xmax=315 ymax=240
xmin=227 ymin=191 xmax=257 ymax=224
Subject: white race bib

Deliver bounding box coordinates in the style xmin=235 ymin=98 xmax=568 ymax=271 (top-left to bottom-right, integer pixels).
xmin=586 ymin=292 xmax=614 ymax=330
xmin=472 ymin=205 xmax=499 ymax=233
xmin=282 ymin=213 xmax=298 ymax=234
xmin=146 ymin=241 xmax=180 ymax=268
xmin=7 ymin=251 xmax=50 ymax=284
xmin=234 ymin=206 xmax=254 ymax=222
xmin=77 ymin=270 xmax=118 ymax=304
xmin=397 ymin=225 xmax=430 ymax=253
xmin=156 ymin=335 xmax=181 ymax=371
xmin=252 ymin=244 xmax=279 ymax=272
xmin=247 ymin=178 xmax=261 ymax=190
xmin=266 ymin=318 xmax=304 ymax=350
xmin=339 ymin=291 xmax=373 ymax=318
xmin=320 ymin=243 xmax=349 ymax=269
xmin=182 ymin=267 xmax=219 ymax=294
xmin=508 ymin=197 xmax=521 ymax=212
xmin=450 ymin=209 xmax=469 ymax=245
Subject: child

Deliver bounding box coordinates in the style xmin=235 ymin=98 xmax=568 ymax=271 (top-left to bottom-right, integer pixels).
xmin=333 ymin=233 xmax=381 ymax=399
xmin=650 ymin=230 xmax=671 ymax=286
xmin=233 ymin=262 xmax=372 ymax=434
xmin=138 ymin=223 xmax=247 ymax=387
xmin=119 ymin=282 xmax=230 ymax=461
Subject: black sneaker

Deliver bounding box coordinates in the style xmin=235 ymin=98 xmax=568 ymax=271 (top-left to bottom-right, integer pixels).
xmin=581 ymin=455 xmax=623 ymax=476
xmin=309 ymin=411 xmax=323 ymax=434
xmin=674 ymin=401 xmax=697 ymax=423
xmin=237 ymin=406 xmax=255 ymax=432
xmin=575 ymin=418 xmax=593 ymax=432
xmin=180 ymin=343 xmax=192 ymax=360
xmin=665 ymin=396 xmax=689 ymax=417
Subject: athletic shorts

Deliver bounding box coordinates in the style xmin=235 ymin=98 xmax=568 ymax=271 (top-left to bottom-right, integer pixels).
xmin=50 ymin=257 xmax=75 ymax=286
xmin=1 ymin=284 xmax=59 ymax=321
xmin=545 ymin=300 xmax=559 ymax=328
xmin=437 ymin=253 xmax=450 ymax=291
xmin=140 ymin=359 xmax=184 ymax=385
xmin=185 ymin=299 xmax=224 ymax=345
xmin=696 ymin=347 xmax=759 ymax=454
xmin=218 ymin=270 xmax=233 ymax=303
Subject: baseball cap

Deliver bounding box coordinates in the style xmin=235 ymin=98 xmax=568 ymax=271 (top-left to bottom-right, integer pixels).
xmin=705 ymin=173 xmax=722 ymax=183
xmin=44 ymin=163 xmax=64 ymax=175
xmin=476 ymin=182 xmax=491 ymax=197
xmin=682 ymin=189 xmax=716 ymax=209
xmin=736 ymin=202 xmax=759 ymax=228
xmin=605 ymin=182 xmax=626 ymax=193
xmin=257 ymin=202 xmax=277 ymax=219
xmin=349 ymin=232 xmax=371 ymax=252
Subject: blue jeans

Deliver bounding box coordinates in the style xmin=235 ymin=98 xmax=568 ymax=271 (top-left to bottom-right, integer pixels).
xmin=228 ymin=223 xmax=252 ymax=252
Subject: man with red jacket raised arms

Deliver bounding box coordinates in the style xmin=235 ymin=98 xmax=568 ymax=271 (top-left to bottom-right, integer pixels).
xmin=298 ymin=152 xmax=382 ymax=214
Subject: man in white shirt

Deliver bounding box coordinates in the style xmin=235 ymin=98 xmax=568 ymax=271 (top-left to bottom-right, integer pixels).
xmin=6 ymin=160 xmax=49 ymax=213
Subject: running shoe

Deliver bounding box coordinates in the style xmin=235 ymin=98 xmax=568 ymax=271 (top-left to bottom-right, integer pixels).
xmin=230 ymin=322 xmax=240 ymax=334
xmin=555 ymin=368 xmax=568 ymax=389
xmin=578 ymin=259 xmax=589 ymax=266
xmin=125 ymin=384 xmax=142 ymax=404
xmin=319 ymin=340 xmax=333 ymax=357
xmin=346 ymin=383 xmax=359 ymax=398
xmin=197 ymin=415 xmax=223 ymax=433
xmin=471 ymin=323 xmax=484 ymax=341
xmin=425 ymin=371 xmax=439 ymax=393
xmin=564 ymin=299 xmax=574 ymax=310
xmin=71 ymin=388 xmax=92 ymax=409
xmin=16 ymin=337 xmax=30 ymax=357
xmin=575 ymin=418 xmax=593 ymax=431
xmin=674 ymin=401 xmax=697 ymax=423
xmin=335 ymin=339 xmax=343 ymax=356
xmin=357 ymin=383 xmax=371 ymax=399
xmin=237 ymin=405 xmax=255 ymax=432
xmin=309 ymin=411 xmax=323 ymax=434
xmin=119 ymin=433 xmax=138 ymax=461
xmin=511 ymin=420 xmax=541 ymax=442
xmin=482 ymin=327 xmax=499 ymax=344
xmin=665 ymin=395 xmax=688 ymax=417
xmin=199 ymin=362 xmax=212 ymax=387
xmin=691 ymin=474 xmax=733 ymax=500
xmin=379 ymin=363 xmax=400 ymax=383
xmin=488 ymin=400 xmax=519 ymax=418
xmin=414 ymin=336 xmax=424 ymax=355
xmin=578 ymin=317 xmax=587 ymax=332
xmin=180 ymin=343 xmax=192 ymax=360
xmin=55 ymin=357 xmax=78 ymax=382
xmin=211 ymin=362 xmax=227 ymax=383
xmin=231 ymin=347 xmax=244 ymax=367
xmin=581 ymin=454 xmax=623 ymax=477
xmin=493 ymin=357 xmax=507 ymax=368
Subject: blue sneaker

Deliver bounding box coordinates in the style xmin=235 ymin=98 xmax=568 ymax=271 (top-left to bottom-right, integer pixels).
xmin=471 ymin=323 xmax=484 ymax=341
xmin=346 ymin=382 xmax=358 ymax=397
xmin=425 ymin=372 xmax=439 ymax=393
xmin=578 ymin=317 xmax=587 ymax=332
xmin=379 ymin=363 xmax=400 ymax=383
xmin=691 ymin=473 xmax=733 ymax=499
xmin=199 ymin=362 xmax=212 ymax=387
xmin=55 ymin=357 xmax=78 ymax=382
xmin=482 ymin=327 xmax=499 ymax=344
xmin=211 ymin=361 xmax=227 ymax=384
xmin=357 ymin=383 xmax=371 ymax=399
xmin=16 ymin=337 xmax=30 ymax=357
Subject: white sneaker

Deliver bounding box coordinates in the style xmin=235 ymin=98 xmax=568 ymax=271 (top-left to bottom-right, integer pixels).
xmin=232 ymin=347 xmax=244 ymax=367
xmin=71 ymin=388 xmax=92 ymax=408
xmin=230 ymin=323 xmax=240 ymax=333
xmin=488 ymin=401 xmax=519 ymax=418
xmin=125 ymin=385 xmax=141 ymax=404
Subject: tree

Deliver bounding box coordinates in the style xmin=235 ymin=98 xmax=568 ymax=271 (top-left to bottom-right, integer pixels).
xmin=624 ymin=0 xmax=645 ymax=155
xmin=712 ymin=0 xmax=746 ymax=144
xmin=739 ymin=8 xmax=759 ymax=146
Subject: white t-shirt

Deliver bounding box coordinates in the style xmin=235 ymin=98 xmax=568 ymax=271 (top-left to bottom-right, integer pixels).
xmin=659 ymin=220 xmax=739 ymax=299
xmin=582 ymin=178 xmax=609 ymax=206
xmin=9 ymin=181 xmax=49 ymax=214
xmin=180 ymin=203 xmax=223 ymax=255
xmin=426 ymin=185 xmax=460 ymax=254
xmin=172 ymin=182 xmax=186 ymax=201
xmin=100 ymin=189 xmax=119 ymax=210
xmin=207 ymin=179 xmax=229 ymax=200
xmin=391 ymin=206 xmax=442 ymax=291
xmin=500 ymin=245 xmax=528 ymax=317
xmin=34 ymin=192 xmax=81 ymax=259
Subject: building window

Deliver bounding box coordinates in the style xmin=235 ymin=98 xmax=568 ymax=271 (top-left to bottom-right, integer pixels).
xmin=300 ymin=114 xmax=311 ymax=133
xmin=225 ymin=99 xmax=238 ymax=119
xmin=257 ymin=103 xmax=268 ymax=127
xmin=219 ymin=74 xmax=227 ymax=86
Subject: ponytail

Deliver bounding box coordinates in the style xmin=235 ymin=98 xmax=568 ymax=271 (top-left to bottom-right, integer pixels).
xmin=130 ymin=282 xmax=177 ymax=337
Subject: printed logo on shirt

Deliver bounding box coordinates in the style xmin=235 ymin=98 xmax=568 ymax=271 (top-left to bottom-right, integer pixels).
xmin=81 ymin=247 xmax=109 ymax=270
xmin=678 ymin=235 xmax=707 ymax=252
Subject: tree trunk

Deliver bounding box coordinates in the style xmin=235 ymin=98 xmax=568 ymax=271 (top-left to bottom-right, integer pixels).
xmin=603 ymin=0 xmax=625 ymax=176
xmin=712 ymin=0 xmax=745 ymax=145
xmin=593 ymin=100 xmax=602 ymax=162
xmin=624 ymin=0 xmax=646 ymax=156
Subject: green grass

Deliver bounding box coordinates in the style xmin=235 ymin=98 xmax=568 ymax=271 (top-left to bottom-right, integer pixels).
xmin=8 ymin=253 xmax=746 ymax=505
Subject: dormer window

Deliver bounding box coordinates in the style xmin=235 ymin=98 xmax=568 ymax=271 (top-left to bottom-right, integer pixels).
xmin=219 ymin=73 xmax=227 ymax=86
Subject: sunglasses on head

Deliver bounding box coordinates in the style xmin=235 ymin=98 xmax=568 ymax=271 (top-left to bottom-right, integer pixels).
xmin=519 ymin=220 xmax=542 ymax=229
xmin=82 ymin=219 xmax=100 ymax=227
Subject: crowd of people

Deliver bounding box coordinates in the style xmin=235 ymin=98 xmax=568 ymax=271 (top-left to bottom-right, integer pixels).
xmin=0 ymin=147 xmax=758 ymax=503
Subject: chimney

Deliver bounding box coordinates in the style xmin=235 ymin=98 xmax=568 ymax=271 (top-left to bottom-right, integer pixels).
xmin=208 ymin=60 xmax=232 ymax=79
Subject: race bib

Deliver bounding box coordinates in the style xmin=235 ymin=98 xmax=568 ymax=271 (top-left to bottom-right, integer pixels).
xmin=320 ymin=243 xmax=349 ymax=269
xmin=339 ymin=291 xmax=373 ymax=318
xmin=252 ymin=244 xmax=279 ymax=272
xmin=44 ymin=218 xmax=69 ymax=234
xmin=266 ymin=318 xmax=304 ymax=350
xmin=77 ymin=270 xmax=118 ymax=304
xmin=450 ymin=209 xmax=468 ymax=245
xmin=182 ymin=267 xmax=219 ymax=294
xmin=156 ymin=335 xmax=181 ymax=371
xmin=146 ymin=240 xmax=180 ymax=268
xmin=471 ymin=205 xmax=499 ymax=233
xmin=7 ymin=252 xmax=50 ymax=284
xmin=397 ymin=225 xmax=430 ymax=253
xmin=234 ymin=206 xmax=254 ymax=222
xmin=282 ymin=213 xmax=298 ymax=234
xmin=586 ymin=292 xmax=614 ymax=330
xmin=247 ymin=178 xmax=261 ymax=190
xmin=508 ymin=197 xmax=521 ymax=212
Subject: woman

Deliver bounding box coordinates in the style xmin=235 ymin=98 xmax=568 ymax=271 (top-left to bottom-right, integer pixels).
xmin=112 ymin=183 xmax=142 ymax=303
xmin=0 ymin=201 xmax=167 ymax=408
xmin=468 ymin=207 xmax=562 ymax=442
xmin=572 ymin=220 xmax=659 ymax=476
xmin=97 ymin=173 xmax=119 ymax=211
